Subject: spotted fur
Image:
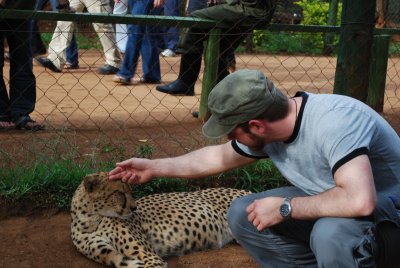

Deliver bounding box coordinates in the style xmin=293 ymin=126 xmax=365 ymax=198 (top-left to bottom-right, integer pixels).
xmin=70 ymin=172 xmax=250 ymax=268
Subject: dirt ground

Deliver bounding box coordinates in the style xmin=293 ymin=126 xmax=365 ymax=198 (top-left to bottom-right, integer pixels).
xmin=1 ymin=52 xmax=399 ymax=267
xmin=0 ymin=210 xmax=259 ymax=268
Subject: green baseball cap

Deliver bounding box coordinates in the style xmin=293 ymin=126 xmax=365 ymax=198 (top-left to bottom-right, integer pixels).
xmin=202 ymin=69 xmax=277 ymax=139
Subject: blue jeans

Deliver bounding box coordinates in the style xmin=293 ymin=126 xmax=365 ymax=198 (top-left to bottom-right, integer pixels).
xmin=117 ymin=0 xmax=161 ymax=82
xmin=160 ymin=0 xmax=180 ymax=50
xmin=228 ymin=186 xmax=380 ymax=268
xmin=31 ymin=0 xmax=78 ymax=65
xmin=0 ymin=19 xmax=36 ymax=120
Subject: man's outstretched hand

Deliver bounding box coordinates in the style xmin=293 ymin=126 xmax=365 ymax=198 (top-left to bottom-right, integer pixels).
xmin=108 ymin=158 xmax=154 ymax=185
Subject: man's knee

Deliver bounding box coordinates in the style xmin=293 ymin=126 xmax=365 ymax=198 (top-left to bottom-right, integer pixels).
xmin=227 ymin=196 xmax=251 ymax=235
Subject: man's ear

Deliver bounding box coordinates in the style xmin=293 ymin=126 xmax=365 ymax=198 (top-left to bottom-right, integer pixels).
xmin=248 ymin=119 xmax=267 ymax=135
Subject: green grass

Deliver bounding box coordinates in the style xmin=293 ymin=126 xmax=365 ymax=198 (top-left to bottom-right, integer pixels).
xmin=0 ymin=142 xmax=285 ymax=210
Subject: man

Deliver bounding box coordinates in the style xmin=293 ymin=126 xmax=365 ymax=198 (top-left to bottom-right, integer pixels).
xmin=109 ymin=69 xmax=400 ymax=267
xmin=35 ymin=0 xmax=121 ymax=74
xmin=155 ymin=0 xmax=277 ymax=96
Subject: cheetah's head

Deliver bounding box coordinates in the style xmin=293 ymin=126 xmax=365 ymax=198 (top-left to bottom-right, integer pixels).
xmin=82 ymin=172 xmax=137 ymax=219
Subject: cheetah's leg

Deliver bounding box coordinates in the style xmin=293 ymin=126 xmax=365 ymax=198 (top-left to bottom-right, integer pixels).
xmin=73 ymin=234 xmax=145 ymax=268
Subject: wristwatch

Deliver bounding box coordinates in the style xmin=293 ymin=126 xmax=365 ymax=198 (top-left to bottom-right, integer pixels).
xmin=279 ymin=197 xmax=293 ymax=219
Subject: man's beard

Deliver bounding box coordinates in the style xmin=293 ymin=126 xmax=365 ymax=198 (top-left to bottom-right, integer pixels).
xmin=247 ymin=135 xmax=266 ymax=151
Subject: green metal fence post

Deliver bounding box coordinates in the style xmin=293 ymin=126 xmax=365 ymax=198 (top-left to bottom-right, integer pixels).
xmin=367 ymin=35 xmax=390 ymax=112
xmin=198 ymin=28 xmax=221 ymax=121
xmin=323 ymin=0 xmax=339 ymax=55
xmin=333 ymin=0 xmax=376 ymax=102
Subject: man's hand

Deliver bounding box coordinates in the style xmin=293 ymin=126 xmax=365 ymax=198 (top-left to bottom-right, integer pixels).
xmin=109 ymin=158 xmax=154 ymax=184
xmin=246 ymin=197 xmax=285 ymax=231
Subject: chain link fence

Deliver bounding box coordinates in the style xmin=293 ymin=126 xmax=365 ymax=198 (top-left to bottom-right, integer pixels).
xmin=0 ymin=0 xmax=399 ymax=172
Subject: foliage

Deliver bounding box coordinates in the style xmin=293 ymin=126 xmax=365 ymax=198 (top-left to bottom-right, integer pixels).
xmin=247 ymin=31 xmax=326 ymax=55
xmin=296 ymin=0 xmax=341 ymax=26
xmin=389 ymin=41 xmax=400 ymax=56
xmin=0 ymin=138 xmax=286 ymax=210
xmin=246 ymin=0 xmax=343 ymax=55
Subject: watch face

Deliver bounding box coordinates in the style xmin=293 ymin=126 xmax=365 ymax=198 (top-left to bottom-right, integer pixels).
xmin=280 ymin=204 xmax=290 ymax=217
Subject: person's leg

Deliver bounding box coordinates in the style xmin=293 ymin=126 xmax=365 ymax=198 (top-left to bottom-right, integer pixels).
xmin=113 ymin=0 xmax=128 ymax=54
xmin=228 ymin=186 xmax=318 ymax=268
xmin=187 ymin=0 xmax=207 ymax=14
xmin=42 ymin=20 xmax=75 ymax=70
xmin=85 ymin=0 xmax=121 ymax=72
xmin=47 ymin=0 xmax=79 ymax=67
xmin=311 ymin=217 xmax=376 ymax=267
xmin=7 ymin=20 xmax=43 ymax=130
xmin=156 ymin=4 xmax=253 ymax=96
xmin=41 ymin=0 xmax=84 ymax=71
xmin=161 ymin=0 xmax=179 ymax=53
xmin=0 ymin=25 xmax=13 ymax=128
xmin=114 ymin=0 xmax=152 ymax=83
xmin=140 ymin=7 xmax=161 ymax=83
xmin=155 ymin=50 xmax=202 ymax=95
xmin=30 ymin=0 xmax=48 ymax=56
xmin=65 ymin=34 xmax=79 ymax=67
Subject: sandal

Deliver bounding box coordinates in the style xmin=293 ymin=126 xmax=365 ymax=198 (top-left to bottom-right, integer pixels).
xmin=0 ymin=115 xmax=15 ymax=130
xmin=65 ymin=62 xmax=80 ymax=70
xmin=14 ymin=115 xmax=45 ymax=131
xmin=112 ymin=75 xmax=132 ymax=85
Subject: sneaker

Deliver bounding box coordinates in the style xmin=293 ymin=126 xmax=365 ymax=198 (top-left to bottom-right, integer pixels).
xmin=34 ymin=57 xmax=61 ymax=73
xmin=97 ymin=64 xmax=119 ymax=75
xmin=161 ymin=49 xmax=176 ymax=57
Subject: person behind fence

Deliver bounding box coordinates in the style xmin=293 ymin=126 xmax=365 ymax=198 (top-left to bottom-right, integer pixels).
xmin=35 ymin=0 xmax=121 ymax=75
xmin=0 ymin=0 xmax=45 ymax=130
xmin=113 ymin=0 xmax=128 ymax=55
xmin=109 ymin=69 xmax=400 ymax=267
xmin=158 ymin=0 xmax=180 ymax=58
xmin=185 ymin=0 xmax=236 ymax=72
xmin=111 ymin=0 xmax=164 ymax=85
xmin=31 ymin=0 xmax=80 ymax=69
xmin=155 ymin=0 xmax=277 ymax=96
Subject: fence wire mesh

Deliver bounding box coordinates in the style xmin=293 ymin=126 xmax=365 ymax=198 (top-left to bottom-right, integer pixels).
xmin=0 ymin=0 xmax=399 ymax=172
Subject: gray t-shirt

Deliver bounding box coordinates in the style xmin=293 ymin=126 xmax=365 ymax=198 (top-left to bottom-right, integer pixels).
xmin=232 ymin=92 xmax=400 ymax=196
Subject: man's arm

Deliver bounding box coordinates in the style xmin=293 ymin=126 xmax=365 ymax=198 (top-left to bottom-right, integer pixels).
xmin=109 ymin=141 xmax=256 ymax=184
xmin=247 ymin=154 xmax=377 ymax=231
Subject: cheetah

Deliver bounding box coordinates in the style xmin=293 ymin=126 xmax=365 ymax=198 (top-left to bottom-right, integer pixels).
xmin=70 ymin=172 xmax=250 ymax=268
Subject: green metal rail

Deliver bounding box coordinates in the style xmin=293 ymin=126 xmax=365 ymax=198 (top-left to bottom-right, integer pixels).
xmin=1 ymin=10 xmax=399 ymax=34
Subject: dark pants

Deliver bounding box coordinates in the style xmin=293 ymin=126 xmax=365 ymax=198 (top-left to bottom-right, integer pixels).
xmin=0 ymin=19 xmax=36 ymax=120
xmin=176 ymin=2 xmax=275 ymax=83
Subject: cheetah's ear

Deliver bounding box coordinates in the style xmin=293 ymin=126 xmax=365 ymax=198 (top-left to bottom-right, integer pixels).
xmin=83 ymin=173 xmax=101 ymax=193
